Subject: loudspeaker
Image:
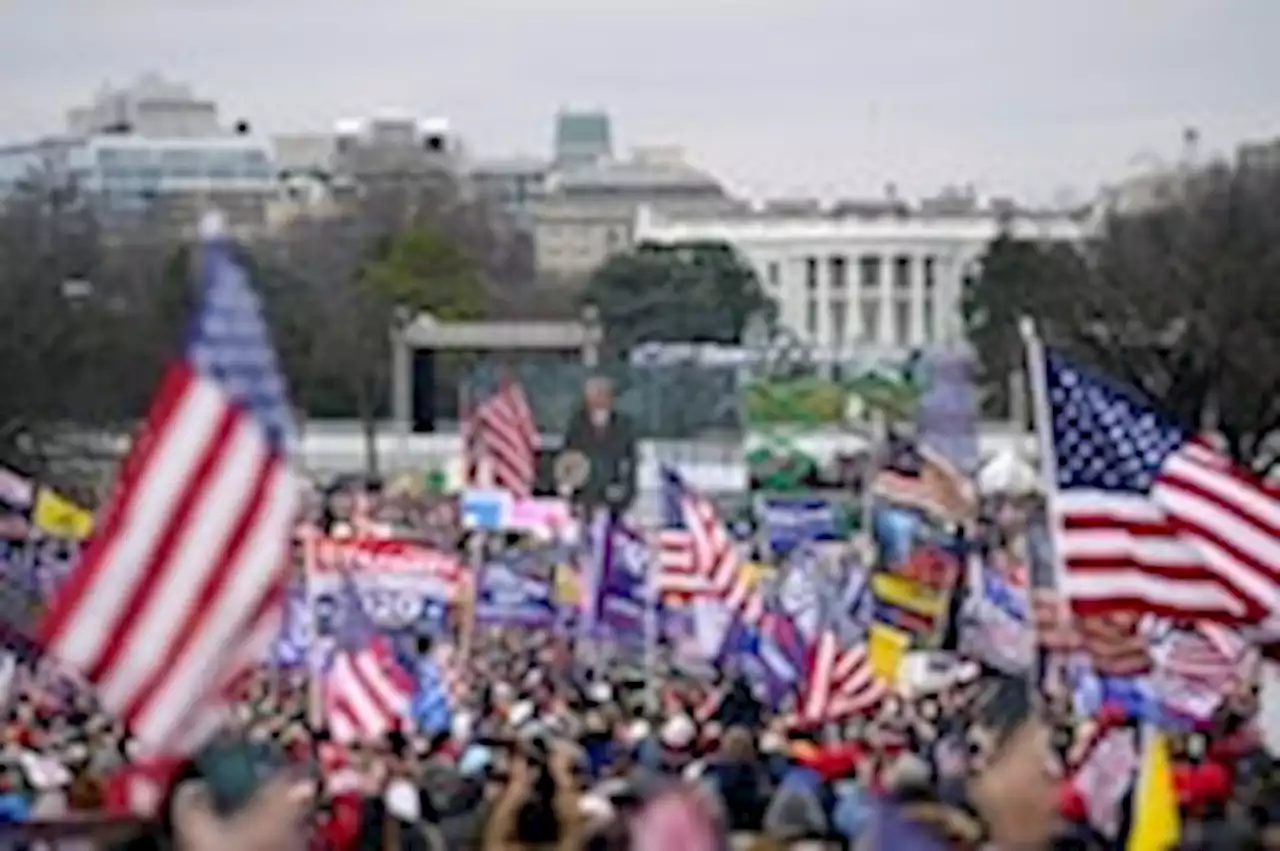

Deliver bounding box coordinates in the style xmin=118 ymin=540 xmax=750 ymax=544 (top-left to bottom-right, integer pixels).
xmin=411 ymin=349 xmax=435 ymax=433
xmin=533 ymin=448 xmax=559 ymax=497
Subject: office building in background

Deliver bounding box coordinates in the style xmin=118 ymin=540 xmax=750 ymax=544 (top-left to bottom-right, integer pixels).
xmin=0 ymin=73 xmax=276 ymax=234
xmin=553 ymin=109 xmax=613 ymax=169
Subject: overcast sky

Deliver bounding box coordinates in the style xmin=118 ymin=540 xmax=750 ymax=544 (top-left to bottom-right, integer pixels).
xmin=3 ymin=0 xmax=1276 ymax=204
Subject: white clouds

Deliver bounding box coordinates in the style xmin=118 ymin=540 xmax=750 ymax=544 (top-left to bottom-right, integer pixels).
xmin=2 ymin=0 xmax=1278 ymax=201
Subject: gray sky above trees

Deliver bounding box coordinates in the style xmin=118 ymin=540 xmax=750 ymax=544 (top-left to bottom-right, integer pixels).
xmin=2 ymin=0 xmax=1277 ymax=203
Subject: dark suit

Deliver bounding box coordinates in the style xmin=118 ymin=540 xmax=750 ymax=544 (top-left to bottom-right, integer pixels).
xmin=562 ymin=407 xmax=638 ymax=514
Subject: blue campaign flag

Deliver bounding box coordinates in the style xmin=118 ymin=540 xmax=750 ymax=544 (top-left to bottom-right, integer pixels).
xmin=269 ymin=583 xmax=311 ymax=667
xmin=746 ymin=609 xmax=805 ymax=706
xmin=597 ymin=517 xmax=651 ymax=641
xmin=776 ymin=545 xmax=825 ymax=641
xmin=757 ymin=495 xmax=840 ymax=559
xmin=474 ymin=553 xmax=556 ymax=629
xmin=411 ymin=654 xmax=453 ymax=735
xmin=980 ymin=571 xmax=1029 ymax=623
xmin=835 ymin=555 xmax=874 ymax=643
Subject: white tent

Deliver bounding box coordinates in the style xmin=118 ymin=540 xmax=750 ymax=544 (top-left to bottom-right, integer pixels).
xmin=977 ymin=450 xmax=1039 ymax=496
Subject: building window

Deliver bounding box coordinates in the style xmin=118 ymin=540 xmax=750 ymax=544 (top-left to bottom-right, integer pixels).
xmin=805 ymin=298 xmax=819 ymax=336
xmin=859 ymin=298 xmax=880 ymax=342
xmin=923 ymin=255 xmax=937 ymax=293
xmin=859 ymin=255 xmax=881 ymax=290
xmin=922 ymin=298 xmax=936 ymax=343
xmin=805 ymin=257 xmax=818 ymax=292
xmin=893 ymin=255 xmax=912 ymax=291
xmin=766 ymin=261 xmax=780 ymax=288
xmin=893 ymin=299 xmax=912 ymax=345
xmin=830 ymin=298 xmax=848 ymax=347
xmin=829 ymin=256 xmax=847 ymax=291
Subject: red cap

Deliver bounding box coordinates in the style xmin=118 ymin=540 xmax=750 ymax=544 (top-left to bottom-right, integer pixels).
xmin=1059 ymin=781 xmax=1087 ymax=821
xmin=793 ymin=743 xmax=865 ymax=782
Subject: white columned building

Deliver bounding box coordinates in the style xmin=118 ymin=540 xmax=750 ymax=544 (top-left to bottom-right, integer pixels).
xmin=634 ymin=205 xmax=1086 ymax=360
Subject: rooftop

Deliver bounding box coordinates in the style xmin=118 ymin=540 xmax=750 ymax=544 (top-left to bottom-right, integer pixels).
xmin=638 ymin=194 xmax=1088 ymax=224
xmin=470 ymin=156 xmax=549 ymax=175
xmin=553 ymin=155 xmax=724 ymax=194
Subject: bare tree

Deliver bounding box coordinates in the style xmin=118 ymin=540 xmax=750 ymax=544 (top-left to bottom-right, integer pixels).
xmin=256 ymin=166 xmax=518 ymax=476
xmin=966 ymin=158 xmax=1280 ymax=472
xmin=0 ymin=168 xmax=143 ymax=488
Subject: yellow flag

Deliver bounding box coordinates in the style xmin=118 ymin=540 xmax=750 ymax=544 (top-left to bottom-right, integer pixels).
xmin=1126 ymin=726 xmax=1180 ymax=851
xmin=871 ymin=573 xmax=946 ymax=617
xmin=866 ymin=623 xmax=910 ymax=684
xmin=739 ymin=561 xmax=772 ymax=590
xmin=553 ymin=563 xmax=580 ymax=605
xmin=32 ymin=488 xmax=94 ymax=540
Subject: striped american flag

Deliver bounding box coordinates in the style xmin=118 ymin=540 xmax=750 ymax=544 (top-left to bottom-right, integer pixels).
xmin=1032 ymin=589 xmax=1153 ymax=675
xmin=324 ymin=573 xmax=413 ymax=743
xmin=870 ymin=436 xmax=976 ymax=524
xmin=1042 ymin=352 xmax=1280 ymax=623
xmin=1077 ymin=612 xmax=1151 ymax=677
xmin=797 ymin=629 xmax=885 ymax=726
xmin=38 ymin=216 xmax=298 ymax=754
xmin=1157 ymin=622 xmax=1252 ymax=692
xmin=325 ymin=638 xmax=414 ymax=744
xmin=657 ymin=467 xmax=763 ymax=622
xmin=463 ymin=377 xmax=538 ymax=497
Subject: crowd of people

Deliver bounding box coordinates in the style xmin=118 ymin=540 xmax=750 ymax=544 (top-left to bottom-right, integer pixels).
xmin=0 ymin=479 xmax=1272 ymax=851
xmin=0 ymin=621 xmax=1276 ymax=850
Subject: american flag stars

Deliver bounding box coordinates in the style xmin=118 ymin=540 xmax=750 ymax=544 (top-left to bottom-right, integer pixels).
xmin=1047 ymin=357 xmax=1184 ymax=494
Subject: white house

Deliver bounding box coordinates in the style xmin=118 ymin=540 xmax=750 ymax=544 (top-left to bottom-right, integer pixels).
xmin=634 ymin=203 xmax=1086 ymax=360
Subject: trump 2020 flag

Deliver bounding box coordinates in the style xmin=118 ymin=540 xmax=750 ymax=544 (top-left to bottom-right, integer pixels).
xmin=39 ymin=213 xmax=299 ymax=754
xmin=474 ymin=552 xmax=556 ymax=629
xmin=598 ymin=517 xmax=651 ymax=641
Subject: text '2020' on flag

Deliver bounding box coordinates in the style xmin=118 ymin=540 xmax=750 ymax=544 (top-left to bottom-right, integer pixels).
xmin=38 ymin=213 xmax=299 ymax=755
xmin=1039 ymin=351 xmax=1280 ymax=623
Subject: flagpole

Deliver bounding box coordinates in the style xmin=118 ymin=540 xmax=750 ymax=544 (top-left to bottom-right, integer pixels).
xmin=304 ymin=529 xmax=324 ymax=733
xmin=858 ymin=409 xmax=886 ymax=549
xmin=643 ymin=529 xmax=660 ymax=715
xmin=461 ymin=530 xmax=482 ymax=669
xmin=1019 ymin=317 xmax=1069 ymax=696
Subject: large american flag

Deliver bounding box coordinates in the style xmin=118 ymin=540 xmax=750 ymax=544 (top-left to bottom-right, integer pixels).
xmin=324 ymin=574 xmax=413 ymax=744
xmin=462 ymin=377 xmax=538 ymax=497
xmin=38 ymin=217 xmax=299 ymax=754
xmin=797 ymin=629 xmax=885 ymax=726
xmin=657 ymin=468 xmax=763 ymax=622
xmin=1043 ymin=352 xmax=1280 ymax=623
